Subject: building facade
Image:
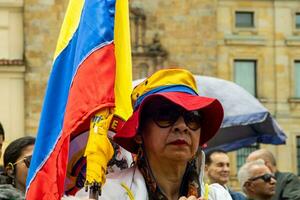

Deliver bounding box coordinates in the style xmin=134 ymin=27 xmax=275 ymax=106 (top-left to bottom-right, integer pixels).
xmin=0 ymin=0 xmax=299 ymax=187
xmin=216 ymin=0 xmax=300 ymax=187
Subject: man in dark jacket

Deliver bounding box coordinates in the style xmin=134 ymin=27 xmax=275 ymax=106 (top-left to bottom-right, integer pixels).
xmin=206 ymin=149 xmax=246 ymax=200
xmin=247 ymin=149 xmax=300 ymax=200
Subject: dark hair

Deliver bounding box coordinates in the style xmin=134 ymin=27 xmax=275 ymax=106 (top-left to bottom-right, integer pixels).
xmin=3 ymin=136 xmax=35 ymax=168
xmin=0 ymin=122 xmax=4 ymax=140
xmin=205 ymin=149 xmax=227 ymax=165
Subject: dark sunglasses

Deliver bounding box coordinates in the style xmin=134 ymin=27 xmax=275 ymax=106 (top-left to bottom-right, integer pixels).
xmin=147 ymin=104 xmax=202 ymax=130
xmin=249 ymin=173 xmax=276 ymax=183
xmin=13 ymin=155 xmax=32 ymax=168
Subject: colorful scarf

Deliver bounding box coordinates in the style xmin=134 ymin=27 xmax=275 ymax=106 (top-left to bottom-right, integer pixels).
xmin=136 ymin=150 xmax=201 ymax=200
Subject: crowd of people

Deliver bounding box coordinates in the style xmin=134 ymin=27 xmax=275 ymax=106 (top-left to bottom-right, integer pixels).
xmin=0 ymin=68 xmax=300 ymax=200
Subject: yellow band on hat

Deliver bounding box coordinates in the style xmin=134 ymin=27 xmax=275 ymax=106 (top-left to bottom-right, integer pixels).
xmin=131 ymin=68 xmax=198 ymax=107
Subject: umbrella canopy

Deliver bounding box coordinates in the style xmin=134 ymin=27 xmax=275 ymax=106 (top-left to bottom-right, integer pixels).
xmin=194 ymin=75 xmax=286 ymax=151
xmin=133 ymin=75 xmax=287 ymax=152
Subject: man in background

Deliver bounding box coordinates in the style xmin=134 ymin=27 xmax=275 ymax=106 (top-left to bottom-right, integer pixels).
xmin=247 ymin=149 xmax=300 ymax=200
xmin=238 ymin=159 xmax=276 ymax=200
xmin=205 ymin=149 xmax=246 ymax=200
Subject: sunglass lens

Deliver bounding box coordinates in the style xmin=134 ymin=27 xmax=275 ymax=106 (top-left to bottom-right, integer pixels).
xmin=263 ymin=174 xmax=275 ymax=182
xmin=24 ymin=155 xmax=32 ymax=168
xmin=154 ymin=106 xmax=179 ymax=128
xmin=184 ymin=111 xmax=202 ymax=130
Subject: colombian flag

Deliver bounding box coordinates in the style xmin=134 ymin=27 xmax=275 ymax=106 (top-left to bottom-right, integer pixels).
xmin=26 ymin=0 xmax=132 ymax=199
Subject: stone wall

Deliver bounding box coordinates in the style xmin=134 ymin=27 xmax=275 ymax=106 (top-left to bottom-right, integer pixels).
xmin=24 ymin=0 xmax=68 ymax=134
xmin=131 ymin=0 xmax=218 ymax=76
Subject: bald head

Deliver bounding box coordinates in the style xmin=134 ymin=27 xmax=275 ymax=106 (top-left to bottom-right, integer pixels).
xmin=246 ymin=149 xmax=277 ymax=173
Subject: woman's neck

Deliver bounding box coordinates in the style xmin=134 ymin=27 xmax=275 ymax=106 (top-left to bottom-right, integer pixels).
xmin=148 ymin=158 xmax=187 ymax=200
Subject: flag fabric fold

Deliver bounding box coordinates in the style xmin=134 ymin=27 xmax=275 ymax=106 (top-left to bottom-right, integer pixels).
xmin=26 ymin=0 xmax=132 ymax=199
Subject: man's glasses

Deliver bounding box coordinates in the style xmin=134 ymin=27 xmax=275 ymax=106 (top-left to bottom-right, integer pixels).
xmin=249 ymin=173 xmax=276 ymax=183
xmin=13 ymin=155 xmax=32 ymax=168
xmin=145 ymin=103 xmax=202 ymax=130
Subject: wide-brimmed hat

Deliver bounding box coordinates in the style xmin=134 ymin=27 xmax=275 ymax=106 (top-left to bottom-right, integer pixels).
xmin=114 ymin=68 xmax=224 ymax=153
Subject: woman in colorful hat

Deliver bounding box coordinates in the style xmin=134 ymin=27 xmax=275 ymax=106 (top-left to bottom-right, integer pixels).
xmin=75 ymin=68 xmax=232 ymax=200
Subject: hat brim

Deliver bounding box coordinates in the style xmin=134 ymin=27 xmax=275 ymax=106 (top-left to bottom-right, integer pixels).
xmin=113 ymin=92 xmax=224 ymax=153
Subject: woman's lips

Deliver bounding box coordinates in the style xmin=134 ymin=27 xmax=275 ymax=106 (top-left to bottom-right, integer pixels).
xmin=169 ymin=139 xmax=188 ymax=145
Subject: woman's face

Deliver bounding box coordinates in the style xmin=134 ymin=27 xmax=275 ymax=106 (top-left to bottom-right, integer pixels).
xmin=141 ymin=99 xmax=201 ymax=163
xmin=14 ymin=144 xmax=34 ymax=192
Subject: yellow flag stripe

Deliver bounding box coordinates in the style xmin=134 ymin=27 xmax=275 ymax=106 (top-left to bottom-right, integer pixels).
xmin=114 ymin=0 xmax=133 ymax=120
xmin=54 ymin=0 xmax=85 ymax=59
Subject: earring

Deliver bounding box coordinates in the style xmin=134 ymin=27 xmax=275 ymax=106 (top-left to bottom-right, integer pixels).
xmin=7 ymin=162 xmax=14 ymax=172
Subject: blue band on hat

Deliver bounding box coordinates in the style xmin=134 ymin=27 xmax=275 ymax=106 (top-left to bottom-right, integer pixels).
xmin=134 ymin=85 xmax=198 ymax=110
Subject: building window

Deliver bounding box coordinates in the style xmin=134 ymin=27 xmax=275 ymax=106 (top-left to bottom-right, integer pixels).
xmin=297 ymin=136 xmax=300 ymax=176
xmin=235 ymin=11 xmax=255 ymax=28
xmin=295 ymin=61 xmax=300 ymax=98
xmin=237 ymin=143 xmax=260 ymax=170
xmin=296 ymin=13 xmax=300 ymax=29
xmin=234 ymin=60 xmax=257 ymax=96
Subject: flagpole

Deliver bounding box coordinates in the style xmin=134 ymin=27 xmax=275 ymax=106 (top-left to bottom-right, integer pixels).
xmin=88 ymin=183 xmax=101 ymax=200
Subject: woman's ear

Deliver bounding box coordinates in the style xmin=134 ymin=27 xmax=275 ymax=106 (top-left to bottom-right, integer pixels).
xmin=134 ymin=134 xmax=143 ymax=144
xmin=5 ymin=163 xmax=14 ymax=177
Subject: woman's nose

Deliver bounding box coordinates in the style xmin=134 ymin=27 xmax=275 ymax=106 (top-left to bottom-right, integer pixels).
xmin=172 ymin=116 xmax=188 ymax=132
